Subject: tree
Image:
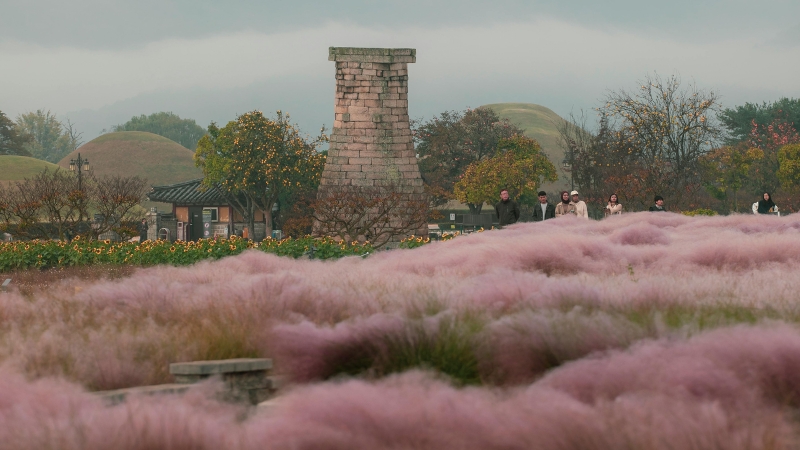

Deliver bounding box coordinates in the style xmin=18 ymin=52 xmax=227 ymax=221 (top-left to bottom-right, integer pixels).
xmin=700 ymin=144 xmax=763 ymax=212
xmin=312 ymin=184 xmax=428 ymax=247
xmin=778 ymin=144 xmax=800 ymax=191
xmin=90 ymin=174 xmax=149 ymax=239
xmin=0 ymin=111 xmax=32 ymax=156
xmin=114 ymin=112 xmax=207 ymax=151
xmin=413 ymin=107 xmax=523 ymax=210
xmin=15 ymin=110 xmax=82 ymax=163
xmin=595 ymin=73 xmax=722 ymax=210
xmin=719 ymin=98 xmax=800 ymax=144
xmin=745 ymin=118 xmax=800 ymax=194
xmin=31 ymin=169 xmax=90 ymax=240
xmin=195 ymin=111 xmax=326 ymax=239
xmin=453 ymin=136 xmax=557 ymax=210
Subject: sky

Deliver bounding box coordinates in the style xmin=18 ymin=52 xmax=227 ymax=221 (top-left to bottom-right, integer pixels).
xmin=1 ymin=0 xmax=799 ymax=142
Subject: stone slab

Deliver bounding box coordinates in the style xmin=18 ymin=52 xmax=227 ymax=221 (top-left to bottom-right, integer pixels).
xmin=169 ymin=358 xmax=272 ymax=375
xmin=329 ymin=47 xmax=416 ymax=64
xmin=95 ymin=383 xmax=191 ymax=406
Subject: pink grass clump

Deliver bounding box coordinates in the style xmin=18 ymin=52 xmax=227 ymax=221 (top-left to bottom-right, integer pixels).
xmin=541 ymin=323 xmax=800 ymax=409
xmin=477 ymin=309 xmax=649 ymax=384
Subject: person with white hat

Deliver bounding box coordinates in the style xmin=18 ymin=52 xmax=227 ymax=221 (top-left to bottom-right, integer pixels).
xmin=570 ymin=190 xmax=589 ymax=219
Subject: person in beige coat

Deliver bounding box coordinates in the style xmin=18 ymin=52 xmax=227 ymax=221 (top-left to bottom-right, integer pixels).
xmin=604 ymin=193 xmax=623 ymax=217
xmin=570 ymin=190 xmax=589 ymax=219
xmin=555 ymin=191 xmax=576 ymax=217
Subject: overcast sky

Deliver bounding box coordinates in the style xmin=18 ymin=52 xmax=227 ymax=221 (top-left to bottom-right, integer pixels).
xmin=2 ymin=0 xmax=799 ymax=141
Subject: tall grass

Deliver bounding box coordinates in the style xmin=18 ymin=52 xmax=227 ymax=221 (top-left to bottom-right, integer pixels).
xmin=4 ymin=212 xmax=800 ymax=446
xmin=1 ymin=213 xmax=800 ymax=388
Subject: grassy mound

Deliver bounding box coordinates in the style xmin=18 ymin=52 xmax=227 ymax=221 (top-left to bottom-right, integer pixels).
xmin=0 ymin=156 xmax=61 ymax=186
xmin=57 ymin=131 xmax=203 ymax=187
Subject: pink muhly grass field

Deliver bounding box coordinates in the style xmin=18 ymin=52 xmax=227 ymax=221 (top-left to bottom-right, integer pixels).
xmin=3 ymin=212 xmax=800 ymax=447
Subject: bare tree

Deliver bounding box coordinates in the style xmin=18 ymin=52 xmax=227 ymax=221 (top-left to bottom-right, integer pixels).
xmin=313 ymin=185 xmax=428 ymax=248
xmin=30 ymin=169 xmax=88 ymax=240
xmin=599 ymin=73 xmax=722 ymax=208
xmin=90 ymin=174 xmax=149 ymax=239
xmin=0 ymin=178 xmax=46 ymax=239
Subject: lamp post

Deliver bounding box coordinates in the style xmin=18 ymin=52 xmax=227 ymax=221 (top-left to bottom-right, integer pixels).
xmin=69 ymin=153 xmax=90 ymax=191
xmin=561 ymin=160 xmax=575 ymax=192
xmin=562 ymin=140 xmax=576 ymax=192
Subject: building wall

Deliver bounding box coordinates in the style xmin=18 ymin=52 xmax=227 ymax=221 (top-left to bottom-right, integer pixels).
xmin=176 ymin=206 xmax=189 ymax=223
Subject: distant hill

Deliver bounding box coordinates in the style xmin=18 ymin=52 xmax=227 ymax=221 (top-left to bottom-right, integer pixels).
xmin=482 ymin=102 xmax=571 ymax=194
xmin=57 ymin=132 xmax=203 ymax=188
xmin=0 ymin=156 xmax=62 ymax=186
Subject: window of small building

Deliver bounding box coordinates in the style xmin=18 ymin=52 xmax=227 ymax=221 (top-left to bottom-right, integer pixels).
xmin=203 ymin=207 xmax=219 ymax=222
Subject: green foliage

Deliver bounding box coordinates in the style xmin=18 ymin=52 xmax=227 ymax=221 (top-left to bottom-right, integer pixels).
xmin=0 ymin=111 xmax=32 ymax=157
xmin=397 ymin=235 xmax=431 ymax=249
xmin=15 ymin=110 xmax=82 ymax=163
xmin=719 ymin=98 xmax=800 ymax=144
xmin=195 ymin=111 xmax=326 ymax=238
xmin=681 ymin=208 xmax=717 ymax=216
xmin=0 ymin=235 xmax=373 ymax=272
xmin=113 ymin=112 xmax=207 ymax=151
xmin=330 ymin=315 xmax=483 ymax=386
xmin=413 ymin=107 xmax=524 ymax=210
xmin=777 ymin=143 xmax=800 ymax=191
xmin=454 ymin=135 xmax=558 ymax=207
xmin=700 ymin=145 xmax=763 ymax=212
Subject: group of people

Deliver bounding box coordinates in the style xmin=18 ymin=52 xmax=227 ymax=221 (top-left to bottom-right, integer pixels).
xmin=494 ymin=189 xmax=670 ymax=226
xmin=495 ymin=189 xmax=781 ymax=226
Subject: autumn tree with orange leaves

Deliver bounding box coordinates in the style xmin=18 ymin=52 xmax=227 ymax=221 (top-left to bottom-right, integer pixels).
xmin=454 ymin=136 xmax=557 ymax=212
xmin=195 ymin=111 xmax=326 ymax=239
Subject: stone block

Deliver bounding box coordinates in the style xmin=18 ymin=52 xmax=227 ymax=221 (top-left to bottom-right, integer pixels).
xmin=349 ymin=157 xmax=372 ymax=165
xmin=351 ymin=178 xmax=374 ymax=187
xmin=354 ymin=121 xmax=377 ymax=129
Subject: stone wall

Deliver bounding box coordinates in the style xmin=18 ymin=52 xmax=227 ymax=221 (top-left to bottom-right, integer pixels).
xmin=316 ymin=47 xmax=427 ymax=242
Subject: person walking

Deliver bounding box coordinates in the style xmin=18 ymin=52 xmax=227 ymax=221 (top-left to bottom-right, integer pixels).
xmin=604 ymin=193 xmax=623 ymax=217
xmin=570 ymin=190 xmax=589 ymax=219
xmin=494 ymin=189 xmax=520 ymax=227
xmin=649 ymin=195 xmax=667 ymax=212
xmin=532 ymin=191 xmax=556 ymax=221
xmin=555 ymin=191 xmax=576 ymax=217
xmin=757 ymin=192 xmax=777 ymax=214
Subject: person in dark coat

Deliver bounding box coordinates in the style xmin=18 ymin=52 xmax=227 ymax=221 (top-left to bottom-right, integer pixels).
xmin=757 ymin=192 xmax=776 ymax=214
xmin=494 ymin=189 xmax=520 ymax=227
xmin=139 ymin=218 xmax=149 ymax=242
xmin=649 ymin=195 xmax=666 ymax=212
xmin=532 ymin=191 xmax=556 ymax=222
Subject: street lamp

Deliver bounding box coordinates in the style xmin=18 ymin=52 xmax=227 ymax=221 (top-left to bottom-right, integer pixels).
xmin=69 ymin=153 xmax=90 ymax=190
xmin=561 ymin=159 xmax=574 ymax=192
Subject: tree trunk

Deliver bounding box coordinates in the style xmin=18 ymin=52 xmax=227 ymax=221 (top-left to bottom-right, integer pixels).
xmin=264 ymin=207 xmax=273 ymax=239
xmin=247 ymin=201 xmax=256 ymax=241
xmin=468 ymin=203 xmax=483 ymax=214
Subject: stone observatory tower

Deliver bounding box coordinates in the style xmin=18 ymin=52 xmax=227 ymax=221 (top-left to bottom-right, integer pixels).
xmin=314 ymin=47 xmax=427 ymax=245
